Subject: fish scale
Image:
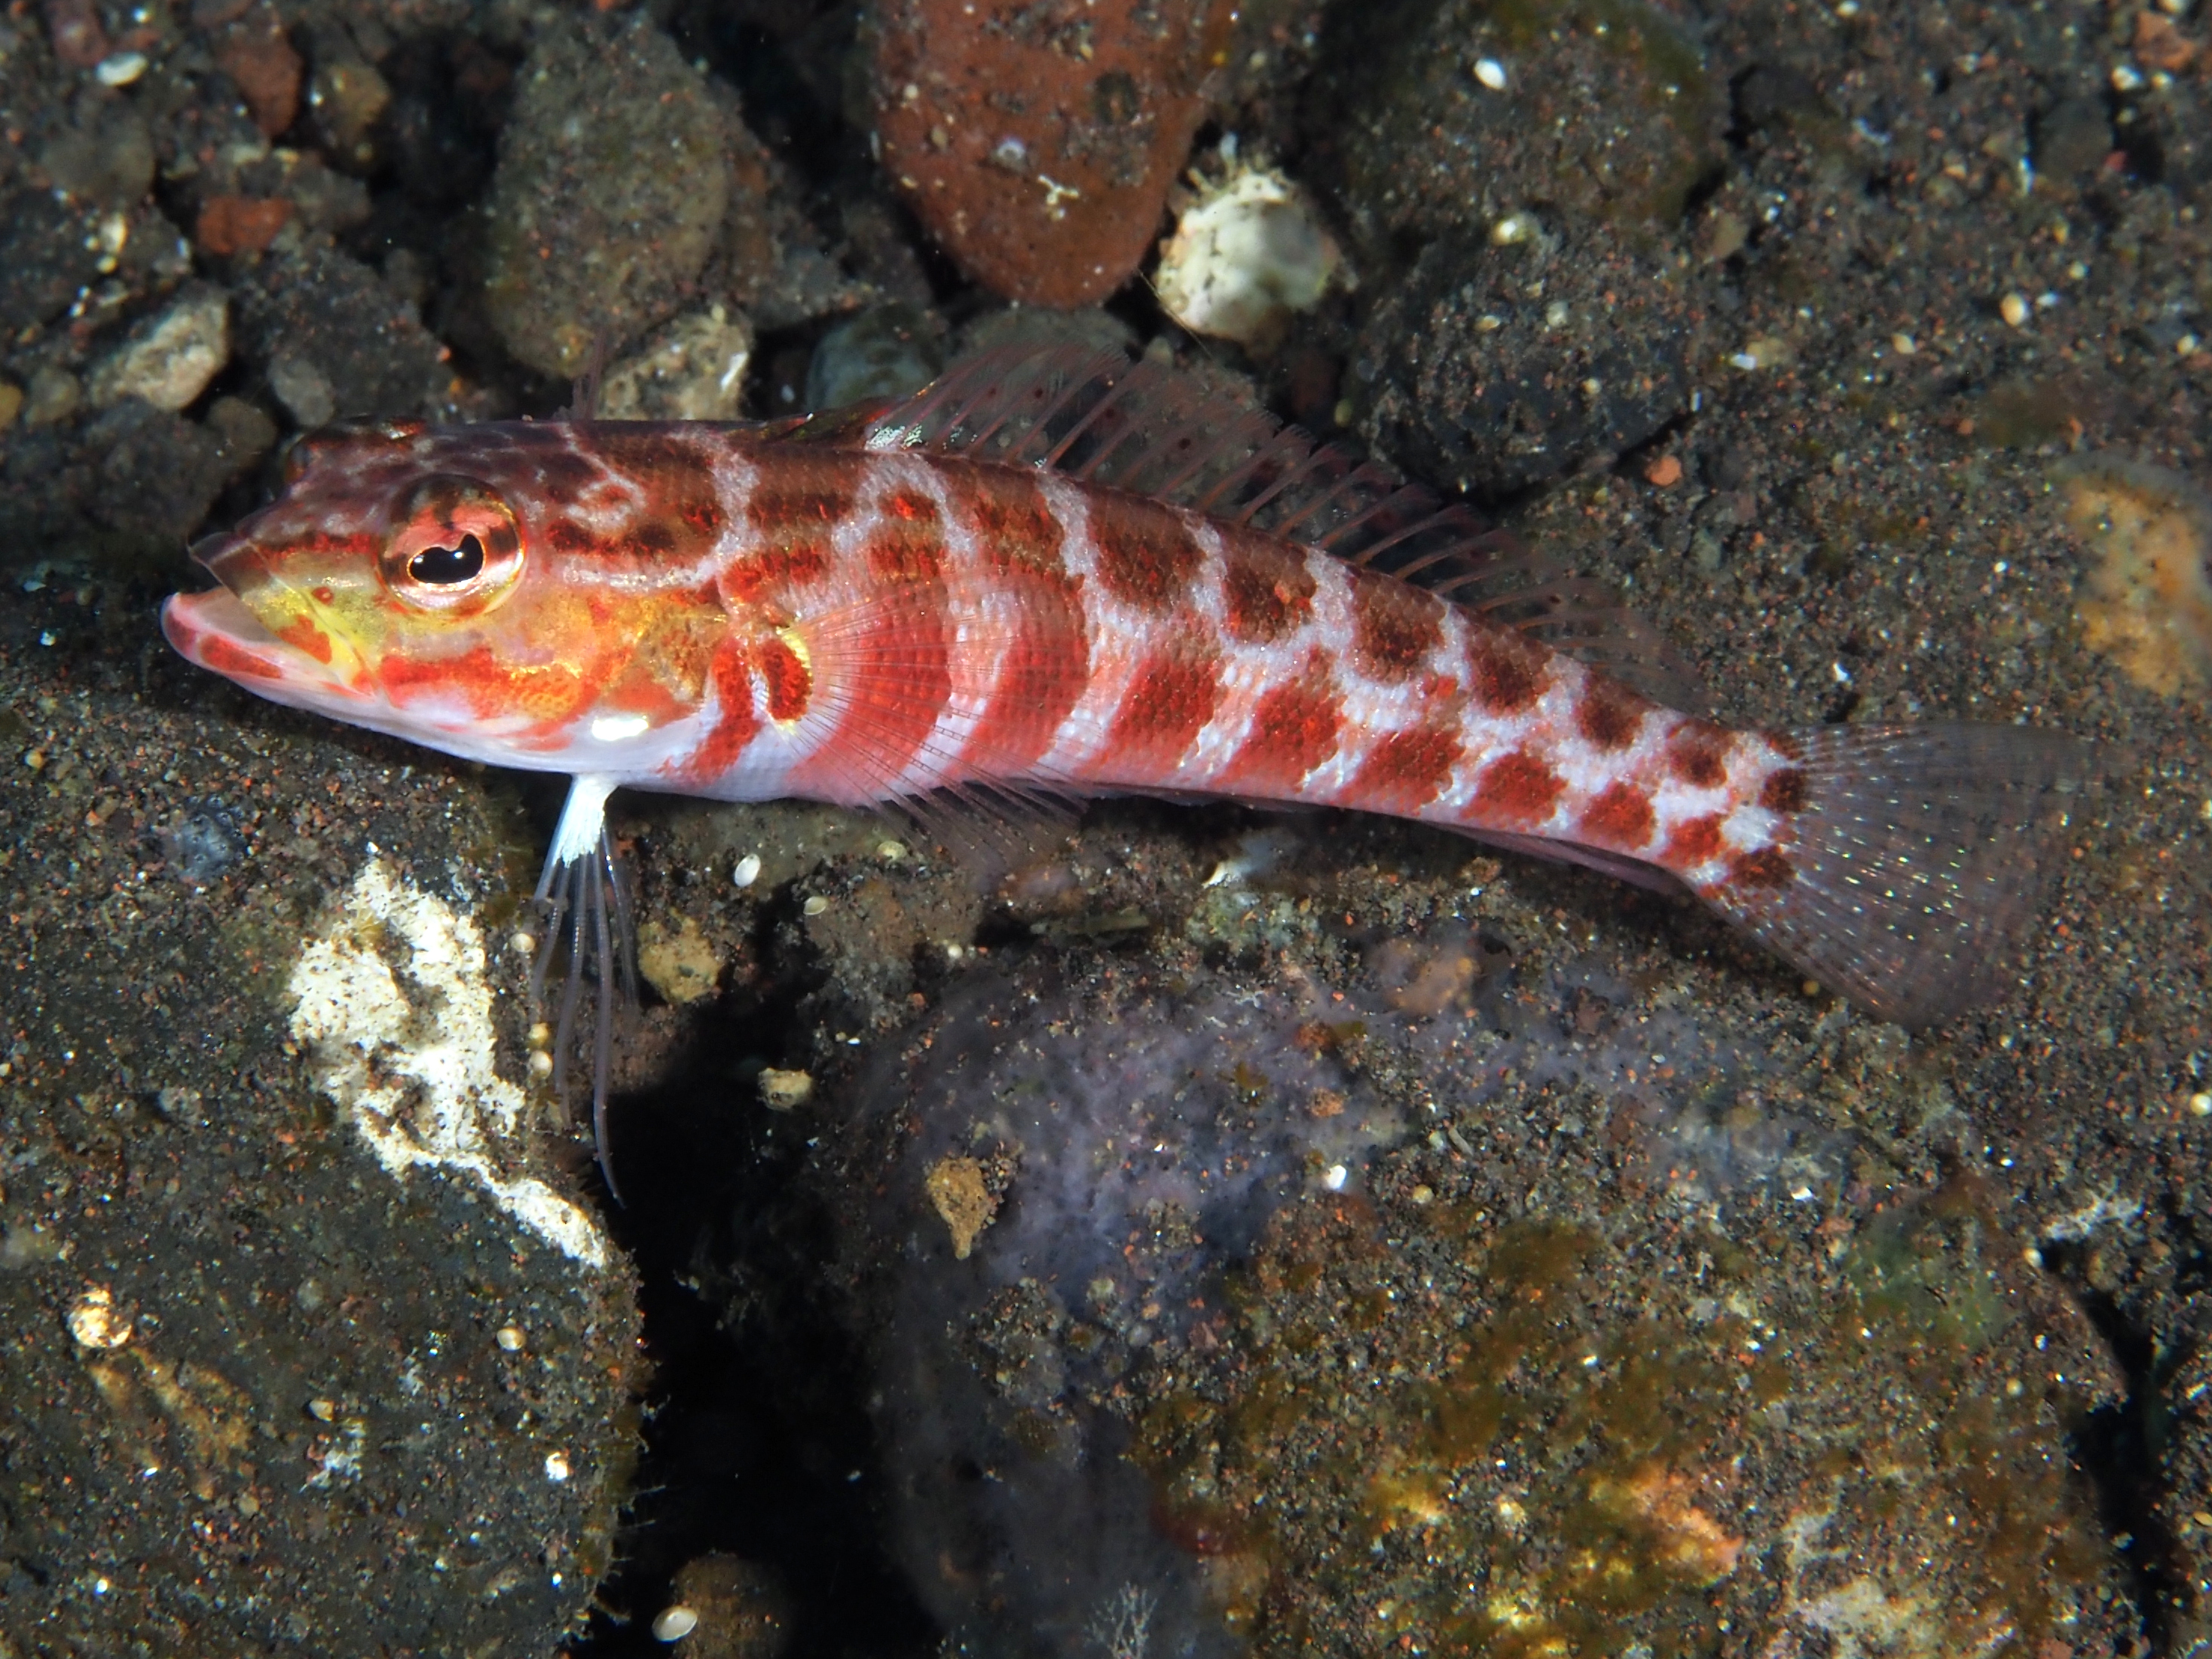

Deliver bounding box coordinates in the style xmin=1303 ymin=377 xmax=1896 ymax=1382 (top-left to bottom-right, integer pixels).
xmin=163 ymin=346 xmax=2098 ymax=1193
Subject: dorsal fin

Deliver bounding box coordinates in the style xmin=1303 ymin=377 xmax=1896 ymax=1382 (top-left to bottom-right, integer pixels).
xmin=853 ymin=345 xmax=1708 ymax=711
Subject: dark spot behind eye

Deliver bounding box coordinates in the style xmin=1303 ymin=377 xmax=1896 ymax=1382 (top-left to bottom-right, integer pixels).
xmin=409 ymin=534 xmax=485 ymax=584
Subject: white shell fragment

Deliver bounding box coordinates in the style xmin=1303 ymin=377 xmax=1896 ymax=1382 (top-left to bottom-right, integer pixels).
xmin=1155 ymin=154 xmax=1343 ymax=349
xmin=1474 ymin=56 xmax=1508 ymax=89
xmin=652 ymin=1604 xmax=701 ymax=1642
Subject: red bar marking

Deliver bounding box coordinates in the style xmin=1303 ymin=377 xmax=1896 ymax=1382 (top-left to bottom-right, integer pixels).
xmin=1214 ymin=661 xmax=1342 ymax=792
xmin=1581 ymin=779 xmax=1656 ymax=848
xmin=1101 ymin=640 xmax=1223 ymax=778
xmin=1221 ymin=542 xmax=1316 ymax=643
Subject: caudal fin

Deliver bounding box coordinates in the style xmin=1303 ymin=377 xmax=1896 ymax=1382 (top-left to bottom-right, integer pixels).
xmin=1706 ymin=723 xmax=2101 ymax=1027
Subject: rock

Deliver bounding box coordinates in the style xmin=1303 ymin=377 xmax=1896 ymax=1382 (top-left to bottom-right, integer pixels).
xmin=870 ymin=0 xmax=1234 ymax=307
xmin=204 ymin=394 xmax=278 ymax=469
xmin=599 ymin=307 xmax=753 ymax=420
xmin=802 ymin=303 xmax=942 ymax=411
xmin=306 ymin=56 xmax=393 ymax=170
xmin=1354 ymin=226 xmax=1704 ymax=495
xmin=38 ymin=105 xmax=157 ymax=209
xmin=0 ymin=187 xmax=108 ymax=331
xmin=212 ymin=6 xmax=305 ymax=138
xmin=85 ymin=400 xmax=237 ymax=545
xmin=194 ymin=194 xmax=293 ymax=257
xmin=22 ymin=364 xmax=84 ymax=428
xmin=87 ymin=284 xmax=231 ymax=412
xmin=233 ymin=245 xmax=443 ymax=423
xmin=1306 ymin=0 xmax=1725 ymax=253
xmin=481 ymin=15 xmax=736 ymax=380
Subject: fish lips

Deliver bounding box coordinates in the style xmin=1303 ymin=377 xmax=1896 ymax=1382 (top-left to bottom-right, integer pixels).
xmin=161 ymin=530 xmax=371 ymax=712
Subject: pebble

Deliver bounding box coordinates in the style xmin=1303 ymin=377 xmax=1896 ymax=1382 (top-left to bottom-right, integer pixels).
xmin=2000 ymin=292 xmax=2031 ymax=328
xmin=599 ymin=307 xmax=753 ymax=421
xmin=1155 ymin=159 xmax=1343 ymax=349
xmin=651 ymin=1604 xmax=700 ymax=1642
xmin=872 ymin=0 xmax=1225 ymax=305
xmin=93 ymin=51 xmax=147 ymax=87
xmin=87 ymin=285 xmax=231 ymax=412
xmin=732 ymin=854 xmax=762 ymax=889
xmin=482 ymin=15 xmax=735 ymax=379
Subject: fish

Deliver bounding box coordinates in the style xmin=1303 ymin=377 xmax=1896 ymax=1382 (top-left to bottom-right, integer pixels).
xmin=162 ymin=346 xmax=2096 ymax=1192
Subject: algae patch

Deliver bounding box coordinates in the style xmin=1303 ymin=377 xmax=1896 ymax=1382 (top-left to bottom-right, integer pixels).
xmin=2061 ymin=457 xmax=2212 ymax=696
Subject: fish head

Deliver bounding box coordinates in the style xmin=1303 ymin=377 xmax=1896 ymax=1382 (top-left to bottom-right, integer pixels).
xmin=163 ymin=420 xmax=729 ymax=771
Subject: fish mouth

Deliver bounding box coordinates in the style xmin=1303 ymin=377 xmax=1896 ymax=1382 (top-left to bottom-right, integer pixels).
xmin=161 ymin=533 xmax=371 ymax=712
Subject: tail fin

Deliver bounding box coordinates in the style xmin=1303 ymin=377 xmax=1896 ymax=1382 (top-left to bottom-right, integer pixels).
xmin=1706 ymin=723 xmax=2101 ymax=1027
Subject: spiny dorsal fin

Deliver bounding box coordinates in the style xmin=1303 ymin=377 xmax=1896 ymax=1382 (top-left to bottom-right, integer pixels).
xmin=854 ymin=344 xmax=1708 ymax=711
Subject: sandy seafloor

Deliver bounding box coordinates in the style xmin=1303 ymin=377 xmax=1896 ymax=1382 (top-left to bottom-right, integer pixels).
xmin=2 ymin=0 xmax=2210 ymax=1651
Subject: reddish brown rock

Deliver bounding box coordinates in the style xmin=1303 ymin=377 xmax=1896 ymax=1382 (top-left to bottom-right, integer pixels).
xmin=196 ymin=194 xmax=293 ymax=256
xmin=43 ymin=0 xmax=108 ymax=68
xmin=871 ymin=0 xmax=1232 ymax=307
xmin=214 ymin=12 xmax=304 ymax=138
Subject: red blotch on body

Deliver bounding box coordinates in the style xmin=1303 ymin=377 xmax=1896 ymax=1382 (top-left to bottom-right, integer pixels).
xmin=1664 ymin=813 xmax=1727 ymax=866
xmin=1348 ymin=726 xmax=1463 ymax=814
xmin=726 ymin=475 xmax=857 ymax=603
xmin=1581 ymin=779 xmax=1657 ymax=848
xmin=1473 ymin=750 xmax=1565 ymax=828
xmin=1349 ymin=575 xmax=1444 ymax=681
xmin=756 ymin=637 xmax=811 ymax=722
xmin=953 ymin=468 xmax=1070 ymax=585
xmin=1467 ymin=627 xmax=1548 ymax=713
xmin=1214 ymin=662 xmax=1342 ymax=793
xmin=1092 ymin=506 xmax=1202 ymax=613
xmin=1221 ymin=542 xmax=1316 ymax=643
xmin=1667 ymin=720 xmax=1733 ymax=788
xmin=1101 ymin=640 xmax=1223 ymax=779
xmin=1576 ymin=677 xmax=1651 ymax=750
xmin=1758 ymin=768 xmax=1808 ymax=814
xmin=1729 ymin=846 xmax=1795 ymax=889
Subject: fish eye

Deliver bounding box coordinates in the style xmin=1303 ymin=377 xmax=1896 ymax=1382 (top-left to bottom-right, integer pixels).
xmin=408 ymin=535 xmax=486 ymax=585
xmin=380 ymin=475 xmax=524 ymax=616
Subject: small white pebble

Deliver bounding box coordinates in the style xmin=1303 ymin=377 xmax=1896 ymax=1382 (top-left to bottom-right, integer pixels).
xmin=495 ymin=1323 xmax=526 ymax=1352
xmin=95 ymin=50 xmax=148 ymax=86
xmin=527 ymin=1050 xmax=554 ymax=1080
xmin=510 ymin=930 xmax=536 ymax=956
xmin=732 ymin=853 xmax=762 ymax=889
xmin=1728 ymin=352 xmax=1761 ymax=371
xmin=1890 ymin=332 xmax=1917 ymax=355
xmin=66 ymin=1286 xmax=133 ymax=1349
xmin=1489 ymin=210 xmax=1536 ymax=245
xmin=527 ymin=1022 xmax=551 ymax=1047
xmin=875 ymin=839 xmax=907 ymax=862
xmin=652 ymin=1605 xmax=701 ymax=1642
xmin=2190 ymin=1092 xmax=2212 ymax=1117
xmin=1322 ymin=1163 xmax=1349 ymax=1191
xmin=1473 ymin=57 xmax=1507 ymax=90
xmin=1999 ymin=292 xmax=2030 ymax=328
xmin=544 ymin=1450 xmax=572 ymax=1483
xmin=2023 ymin=1245 xmax=2045 ymax=1268
xmin=2111 ymin=62 xmax=2145 ymax=91
xmin=802 ymin=894 xmax=830 ymax=917
xmin=2178 ymin=334 xmax=2202 ymax=357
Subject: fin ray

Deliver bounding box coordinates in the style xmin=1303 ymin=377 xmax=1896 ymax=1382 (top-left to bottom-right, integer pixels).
xmin=1706 ymin=723 xmax=2100 ymax=1026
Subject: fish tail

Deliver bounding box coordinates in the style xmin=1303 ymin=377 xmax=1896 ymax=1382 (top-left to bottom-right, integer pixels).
xmin=1703 ymin=723 xmax=2103 ymax=1026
